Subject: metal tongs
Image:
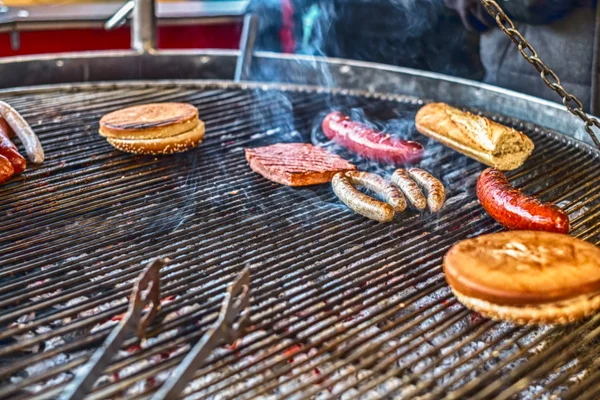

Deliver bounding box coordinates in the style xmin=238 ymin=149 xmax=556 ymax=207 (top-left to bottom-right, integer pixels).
xmin=151 ymin=268 xmax=251 ymax=400
xmin=59 ymin=258 xmax=166 ymax=400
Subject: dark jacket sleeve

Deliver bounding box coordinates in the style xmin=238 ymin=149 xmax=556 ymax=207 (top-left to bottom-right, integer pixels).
xmin=497 ymin=0 xmax=579 ymax=24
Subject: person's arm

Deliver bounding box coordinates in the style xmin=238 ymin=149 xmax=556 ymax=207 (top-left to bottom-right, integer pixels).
xmin=497 ymin=0 xmax=578 ymax=24
xmin=444 ymin=0 xmax=578 ymax=31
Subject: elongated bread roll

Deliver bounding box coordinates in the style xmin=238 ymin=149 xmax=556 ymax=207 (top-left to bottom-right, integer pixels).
xmin=415 ymin=103 xmax=534 ymax=170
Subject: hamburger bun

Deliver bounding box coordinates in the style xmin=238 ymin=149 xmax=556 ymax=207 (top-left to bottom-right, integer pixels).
xmin=99 ymin=102 xmax=204 ymax=155
xmin=99 ymin=102 xmax=199 ymax=140
xmin=443 ymin=231 xmax=600 ymax=325
xmin=106 ymin=122 xmax=205 ymax=155
xmin=415 ymin=103 xmax=534 ymax=171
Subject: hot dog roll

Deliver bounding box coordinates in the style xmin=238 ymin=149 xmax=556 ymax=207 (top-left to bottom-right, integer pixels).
xmin=415 ymin=103 xmax=534 ymax=170
xmin=0 ymin=117 xmax=26 ymax=174
xmin=345 ymin=171 xmax=407 ymax=213
xmin=408 ymin=168 xmax=445 ymax=212
xmin=391 ymin=168 xmax=427 ymax=211
xmin=0 ymin=154 xmax=14 ymax=184
xmin=332 ymin=173 xmax=395 ymax=222
xmin=0 ymin=101 xmax=44 ymax=164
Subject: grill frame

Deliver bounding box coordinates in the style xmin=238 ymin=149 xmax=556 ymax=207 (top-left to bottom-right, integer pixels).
xmin=0 ymin=50 xmax=596 ymax=147
xmin=0 ymin=80 xmax=599 ymax=399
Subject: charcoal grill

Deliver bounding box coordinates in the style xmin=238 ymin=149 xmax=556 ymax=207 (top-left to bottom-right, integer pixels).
xmin=0 ymin=80 xmax=599 ymax=400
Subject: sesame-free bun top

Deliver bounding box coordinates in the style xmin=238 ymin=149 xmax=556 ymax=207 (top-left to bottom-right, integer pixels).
xmin=99 ymin=103 xmax=199 ymax=140
xmin=443 ymin=231 xmax=600 ymax=306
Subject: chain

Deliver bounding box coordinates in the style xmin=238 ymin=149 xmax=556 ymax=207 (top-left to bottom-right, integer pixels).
xmin=479 ymin=0 xmax=600 ymax=148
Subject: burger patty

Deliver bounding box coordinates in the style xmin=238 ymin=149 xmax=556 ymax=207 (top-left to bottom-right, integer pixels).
xmin=245 ymin=143 xmax=356 ymax=186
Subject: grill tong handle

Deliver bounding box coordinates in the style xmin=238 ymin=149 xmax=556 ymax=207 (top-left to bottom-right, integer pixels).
xmin=58 ymin=258 xmax=165 ymax=400
xmin=151 ymin=268 xmax=251 ymax=400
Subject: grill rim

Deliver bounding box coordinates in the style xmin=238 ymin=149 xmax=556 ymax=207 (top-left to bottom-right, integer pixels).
xmin=0 ymin=79 xmax=597 ymax=157
xmin=1 ymin=82 xmax=599 ymax=399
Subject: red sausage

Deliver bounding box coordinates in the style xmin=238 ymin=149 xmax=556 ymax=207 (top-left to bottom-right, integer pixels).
xmin=0 ymin=154 xmax=14 ymax=185
xmin=476 ymin=168 xmax=570 ymax=233
xmin=0 ymin=117 xmax=26 ymax=174
xmin=322 ymin=111 xmax=424 ymax=165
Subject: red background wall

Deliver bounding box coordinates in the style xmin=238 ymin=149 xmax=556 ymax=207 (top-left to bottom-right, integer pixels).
xmin=0 ymin=23 xmax=242 ymax=56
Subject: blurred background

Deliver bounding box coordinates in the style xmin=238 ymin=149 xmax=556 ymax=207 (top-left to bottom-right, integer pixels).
xmin=0 ymin=0 xmax=597 ymax=114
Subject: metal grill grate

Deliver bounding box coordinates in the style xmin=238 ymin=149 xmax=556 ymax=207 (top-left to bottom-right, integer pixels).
xmin=1 ymin=82 xmax=600 ymax=400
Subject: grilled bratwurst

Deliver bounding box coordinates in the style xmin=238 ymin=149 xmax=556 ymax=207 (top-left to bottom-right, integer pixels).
xmin=408 ymin=168 xmax=446 ymax=212
xmin=332 ymin=171 xmax=407 ymax=222
xmin=391 ymin=168 xmax=427 ymax=211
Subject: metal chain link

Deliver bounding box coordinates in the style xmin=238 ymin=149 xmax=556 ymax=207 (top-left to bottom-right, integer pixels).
xmin=479 ymin=0 xmax=600 ymax=148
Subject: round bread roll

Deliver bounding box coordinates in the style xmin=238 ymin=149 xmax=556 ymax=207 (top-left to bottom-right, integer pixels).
xmin=443 ymin=231 xmax=600 ymax=325
xmin=106 ymin=122 xmax=205 ymax=155
xmin=100 ymin=103 xmax=199 ymax=140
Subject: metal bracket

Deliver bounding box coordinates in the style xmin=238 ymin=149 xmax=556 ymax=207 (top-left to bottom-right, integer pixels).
xmin=234 ymin=14 xmax=259 ymax=82
xmin=105 ymin=0 xmax=156 ymax=53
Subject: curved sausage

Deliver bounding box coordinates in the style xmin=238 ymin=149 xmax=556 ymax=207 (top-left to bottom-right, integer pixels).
xmin=332 ymin=173 xmax=395 ymax=222
xmin=0 ymin=101 xmax=44 ymax=164
xmin=391 ymin=169 xmax=426 ymax=211
xmin=322 ymin=111 xmax=424 ymax=165
xmin=408 ymin=168 xmax=445 ymax=212
xmin=345 ymin=171 xmax=407 ymax=213
xmin=476 ymin=168 xmax=570 ymax=233
xmin=0 ymin=117 xmax=26 ymax=174
xmin=0 ymin=154 xmax=14 ymax=185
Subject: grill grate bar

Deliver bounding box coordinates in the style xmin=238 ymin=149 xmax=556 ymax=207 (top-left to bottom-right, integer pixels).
xmin=485 ymin=317 xmax=600 ymax=400
xmin=1 ymin=198 xmax=488 ymax=398
xmin=405 ymin=324 xmax=531 ymax=398
xmin=102 ymin=180 xmax=578 ymax=399
xmin=0 ymin=138 xmax=481 ymax=303
xmin=1 ymin=83 xmax=599 ymax=400
xmin=280 ymin=184 xmax=589 ymax=399
xmin=450 ymin=314 xmax=600 ymax=399
xmin=0 ymin=174 xmax=588 ymax=396
xmin=340 ymin=310 xmax=487 ymax=400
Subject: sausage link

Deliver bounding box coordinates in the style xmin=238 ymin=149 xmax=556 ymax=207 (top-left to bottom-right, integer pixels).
xmin=0 ymin=154 xmax=14 ymax=184
xmin=332 ymin=173 xmax=394 ymax=222
xmin=391 ymin=169 xmax=426 ymax=211
xmin=322 ymin=111 xmax=424 ymax=165
xmin=345 ymin=171 xmax=407 ymax=213
xmin=0 ymin=101 xmax=44 ymax=164
xmin=476 ymin=168 xmax=570 ymax=233
xmin=408 ymin=168 xmax=445 ymax=212
xmin=0 ymin=117 xmax=26 ymax=174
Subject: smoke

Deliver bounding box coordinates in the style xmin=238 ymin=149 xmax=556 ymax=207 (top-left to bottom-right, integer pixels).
xmin=238 ymin=0 xmax=485 ymax=225
xmin=247 ymin=0 xmax=483 ymax=82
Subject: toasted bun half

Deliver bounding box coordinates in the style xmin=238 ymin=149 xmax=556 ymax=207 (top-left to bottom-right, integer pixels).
xmin=100 ymin=103 xmax=199 ymax=139
xmin=443 ymin=231 xmax=600 ymax=325
xmin=415 ymin=103 xmax=534 ymax=171
xmin=106 ymin=122 xmax=205 ymax=155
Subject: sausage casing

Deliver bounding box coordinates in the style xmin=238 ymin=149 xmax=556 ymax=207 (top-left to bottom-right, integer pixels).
xmin=408 ymin=168 xmax=445 ymax=212
xmin=0 ymin=154 xmax=14 ymax=184
xmin=345 ymin=171 xmax=407 ymax=213
xmin=391 ymin=169 xmax=427 ymax=211
xmin=0 ymin=117 xmax=26 ymax=174
xmin=332 ymin=173 xmax=395 ymax=222
xmin=0 ymin=101 xmax=44 ymax=164
xmin=476 ymin=168 xmax=570 ymax=233
xmin=322 ymin=111 xmax=424 ymax=165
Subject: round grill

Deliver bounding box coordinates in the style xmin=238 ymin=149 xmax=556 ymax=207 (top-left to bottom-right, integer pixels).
xmin=1 ymin=82 xmax=600 ymax=399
